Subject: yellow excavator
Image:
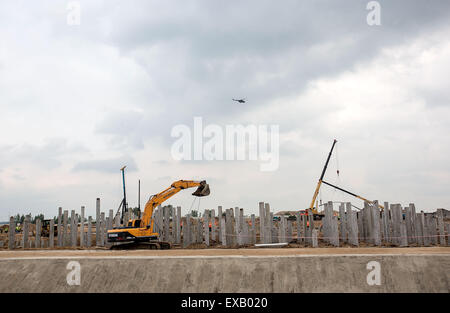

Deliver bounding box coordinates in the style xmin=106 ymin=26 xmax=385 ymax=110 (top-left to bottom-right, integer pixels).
xmin=107 ymin=180 xmax=210 ymax=249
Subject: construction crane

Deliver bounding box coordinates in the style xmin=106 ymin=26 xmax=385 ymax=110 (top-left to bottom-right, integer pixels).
xmin=308 ymin=139 xmax=383 ymax=219
xmin=107 ymin=180 xmax=210 ymax=249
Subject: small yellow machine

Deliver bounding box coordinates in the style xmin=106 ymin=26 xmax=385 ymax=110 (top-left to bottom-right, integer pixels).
xmin=107 ymin=180 xmax=210 ymax=249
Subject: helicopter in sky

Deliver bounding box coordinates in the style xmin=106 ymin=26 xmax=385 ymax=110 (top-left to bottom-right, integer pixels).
xmin=232 ymin=98 xmax=246 ymax=103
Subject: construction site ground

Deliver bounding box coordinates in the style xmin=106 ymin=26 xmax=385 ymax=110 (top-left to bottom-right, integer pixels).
xmin=0 ymin=246 xmax=448 ymax=258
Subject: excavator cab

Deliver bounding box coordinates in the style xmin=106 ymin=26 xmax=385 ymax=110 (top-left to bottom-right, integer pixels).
xmin=192 ymin=180 xmax=210 ymax=197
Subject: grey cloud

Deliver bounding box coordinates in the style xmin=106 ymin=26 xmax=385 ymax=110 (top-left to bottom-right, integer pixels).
xmin=73 ymin=156 xmax=138 ymax=173
xmin=0 ymin=138 xmax=88 ymax=170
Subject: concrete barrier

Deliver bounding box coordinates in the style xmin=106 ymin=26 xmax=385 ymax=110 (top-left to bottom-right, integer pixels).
xmin=0 ymin=254 xmax=448 ymax=292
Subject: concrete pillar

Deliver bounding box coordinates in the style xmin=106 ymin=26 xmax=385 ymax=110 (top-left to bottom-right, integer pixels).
xmin=278 ymin=216 xmax=285 ymax=243
xmin=296 ymin=212 xmax=301 ymax=243
xmin=437 ymin=209 xmax=446 ymax=245
xmin=163 ymin=206 xmax=170 ymax=242
xmin=421 ymin=212 xmax=430 ymax=246
xmin=49 ymin=219 xmax=54 ymax=248
xmin=95 ymin=198 xmax=100 ymax=246
xmin=430 ymin=215 xmax=438 ymax=245
xmin=35 ymin=218 xmax=41 ymax=249
xmin=87 ymin=216 xmax=92 ymax=247
xmin=70 ymin=210 xmax=76 ymax=247
xmin=211 ymin=209 xmax=216 ymax=242
xmin=23 ymin=215 xmax=30 ymax=249
xmin=416 ymin=213 xmax=424 ymax=246
xmin=217 ymin=206 xmax=223 ymax=244
xmin=399 ymin=220 xmax=408 ymax=247
xmin=80 ymin=206 xmax=85 ymax=248
xmin=115 ymin=213 xmax=120 ymax=228
xmin=287 ymin=219 xmax=292 ymax=243
xmin=204 ymin=209 xmax=210 ymax=246
xmin=258 ymin=202 xmax=265 ymax=244
xmin=251 ymin=214 xmax=256 ymax=244
xmin=372 ymin=201 xmax=381 ymax=246
xmin=57 ymin=207 xmax=62 ymax=247
xmin=346 ymin=203 xmax=359 ymax=246
xmin=239 ymin=209 xmax=245 ymax=245
xmin=356 ymin=212 xmax=363 ymax=241
xmin=62 ymin=210 xmax=68 ymax=246
xmin=8 ymin=217 xmax=15 ymax=250
xmin=312 ymin=229 xmax=318 ymax=248
xmin=183 ymin=214 xmax=191 ymax=248
xmin=100 ymin=212 xmax=105 ymax=246
xmin=220 ymin=216 xmax=227 ymax=246
xmin=176 ymin=206 xmax=181 ymax=244
xmin=225 ymin=209 xmax=232 ymax=246
xmin=339 ymin=203 xmax=346 ymax=243
xmin=265 ymin=203 xmax=272 ymax=244
xmin=108 ymin=209 xmax=113 ymax=231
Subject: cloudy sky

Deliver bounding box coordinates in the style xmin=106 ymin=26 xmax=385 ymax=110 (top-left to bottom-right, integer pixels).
xmin=1 ymin=0 xmax=449 ymax=220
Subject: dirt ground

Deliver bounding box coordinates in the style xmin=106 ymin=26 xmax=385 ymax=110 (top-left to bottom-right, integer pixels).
xmin=0 ymin=246 xmax=448 ymax=258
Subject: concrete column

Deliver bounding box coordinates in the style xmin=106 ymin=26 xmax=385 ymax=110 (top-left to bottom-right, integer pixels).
xmin=204 ymin=209 xmax=209 ymax=246
xmin=421 ymin=212 xmax=430 ymax=246
xmin=35 ymin=219 xmax=41 ymax=249
xmin=57 ymin=207 xmax=62 ymax=247
xmin=279 ymin=216 xmax=286 ymax=243
xmin=8 ymin=217 xmax=15 ymax=250
xmin=303 ymin=214 xmax=308 ymax=244
xmin=108 ymin=209 xmax=113 ymax=231
xmin=217 ymin=206 xmax=223 ymax=244
xmin=100 ymin=212 xmax=105 ymax=246
xmin=49 ymin=219 xmax=54 ymax=248
xmin=176 ymin=206 xmax=181 ymax=244
xmin=220 ymin=216 xmax=227 ymax=246
xmin=87 ymin=216 xmax=92 ymax=247
xmin=296 ymin=212 xmax=301 ymax=243
xmin=287 ymin=219 xmax=292 ymax=243
xmin=70 ymin=210 xmax=75 ymax=247
xmin=265 ymin=203 xmax=272 ymax=244
xmin=437 ymin=209 xmax=446 ymax=245
xmin=400 ymin=220 xmax=408 ymax=247
xmin=225 ymin=209 xmax=232 ymax=246
xmin=251 ymin=214 xmax=256 ymax=244
xmin=430 ymin=216 xmax=438 ymax=245
xmin=416 ymin=213 xmax=424 ymax=246
xmin=339 ymin=203 xmax=346 ymax=243
xmin=410 ymin=204 xmax=419 ymax=244
xmin=383 ymin=202 xmax=390 ymax=243
xmin=239 ymin=209 xmax=244 ymax=245
xmin=80 ymin=206 xmax=85 ymax=248
xmin=405 ymin=204 xmax=412 ymax=244
xmin=95 ymin=198 xmax=100 ymax=246
xmin=62 ymin=210 xmax=68 ymax=246
xmin=372 ymin=201 xmax=381 ymax=246
xmin=22 ymin=215 xmax=30 ymax=249
xmin=258 ymin=202 xmax=265 ymax=244
xmin=356 ymin=212 xmax=363 ymax=241
xmin=346 ymin=203 xmax=359 ymax=246
xmin=211 ymin=209 xmax=216 ymax=242
xmin=312 ymin=229 xmax=318 ymax=248
xmin=115 ymin=213 xmax=120 ymax=228
xmin=183 ymin=215 xmax=190 ymax=248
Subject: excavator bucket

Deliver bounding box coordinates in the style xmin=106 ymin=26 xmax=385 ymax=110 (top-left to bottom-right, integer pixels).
xmin=192 ymin=181 xmax=210 ymax=197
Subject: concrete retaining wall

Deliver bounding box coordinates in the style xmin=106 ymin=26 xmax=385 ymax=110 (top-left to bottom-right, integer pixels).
xmin=0 ymin=254 xmax=448 ymax=292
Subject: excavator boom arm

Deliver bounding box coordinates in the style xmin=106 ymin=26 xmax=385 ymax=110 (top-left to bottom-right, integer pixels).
xmin=141 ymin=180 xmax=210 ymax=231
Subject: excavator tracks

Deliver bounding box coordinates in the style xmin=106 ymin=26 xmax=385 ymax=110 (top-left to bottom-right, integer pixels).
xmin=110 ymin=241 xmax=172 ymax=250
